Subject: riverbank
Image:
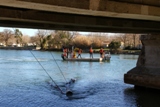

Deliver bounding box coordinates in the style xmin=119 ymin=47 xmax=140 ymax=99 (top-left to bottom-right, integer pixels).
xmin=0 ymin=46 xmax=38 ymax=50
xmin=93 ymin=49 xmax=141 ymax=55
xmin=0 ymin=46 xmax=141 ymax=55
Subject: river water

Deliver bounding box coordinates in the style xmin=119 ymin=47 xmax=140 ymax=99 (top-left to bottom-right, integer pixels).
xmin=0 ymin=50 xmax=160 ymax=107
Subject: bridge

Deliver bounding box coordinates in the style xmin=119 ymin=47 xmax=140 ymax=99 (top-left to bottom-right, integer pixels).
xmin=1 ymin=0 xmax=160 ymax=89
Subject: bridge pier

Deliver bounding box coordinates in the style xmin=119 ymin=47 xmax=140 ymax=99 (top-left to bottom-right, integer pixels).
xmin=124 ymin=34 xmax=160 ymax=89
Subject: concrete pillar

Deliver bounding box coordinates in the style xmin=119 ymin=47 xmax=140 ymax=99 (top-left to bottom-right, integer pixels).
xmin=124 ymin=34 xmax=160 ymax=89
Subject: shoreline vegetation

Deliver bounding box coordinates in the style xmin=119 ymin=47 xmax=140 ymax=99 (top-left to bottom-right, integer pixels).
xmin=0 ymin=46 xmax=141 ymax=55
xmin=0 ymin=29 xmax=142 ymax=55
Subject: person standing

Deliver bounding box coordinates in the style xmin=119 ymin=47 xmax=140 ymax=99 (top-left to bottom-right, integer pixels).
xmin=99 ymin=48 xmax=104 ymax=58
xmin=66 ymin=48 xmax=70 ymax=58
xmin=77 ymin=48 xmax=82 ymax=58
xmin=62 ymin=48 xmax=67 ymax=59
xmin=73 ymin=51 xmax=76 ymax=58
xmin=89 ymin=47 xmax=93 ymax=58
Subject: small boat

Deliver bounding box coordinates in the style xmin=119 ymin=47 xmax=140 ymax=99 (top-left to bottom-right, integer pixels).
xmin=61 ymin=54 xmax=111 ymax=62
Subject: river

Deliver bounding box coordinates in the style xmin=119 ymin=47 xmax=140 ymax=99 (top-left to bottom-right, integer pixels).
xmin=0 ymin=50 xmax=160 ymax=107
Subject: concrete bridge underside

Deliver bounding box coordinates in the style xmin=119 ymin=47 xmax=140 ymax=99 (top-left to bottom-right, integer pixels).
xmin=1 ymin=0 xmax=160 ymax=89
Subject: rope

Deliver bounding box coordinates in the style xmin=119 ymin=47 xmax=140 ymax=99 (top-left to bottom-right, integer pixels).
xmin=30 ymin=50 xmax=64 ymax=94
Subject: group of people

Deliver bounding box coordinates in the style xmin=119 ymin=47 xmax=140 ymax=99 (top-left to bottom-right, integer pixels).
xmin=62 ymin=46 xmax=108 ymax=59
xmin=89 ymin=47 xmax=105 ymax=58
xmin=62 ymin=47 xmax=83 ymax=59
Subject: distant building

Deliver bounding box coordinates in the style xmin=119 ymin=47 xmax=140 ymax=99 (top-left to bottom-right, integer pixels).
xmin=120 ymin=42 xmax=124 ymax=49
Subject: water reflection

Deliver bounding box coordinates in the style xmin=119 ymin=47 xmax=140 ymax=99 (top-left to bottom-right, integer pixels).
xmin=119 ymin=54 xmax=139 ymax=60
xmin=124 ymin=87 xmax=160 ymax=107
xmin=135 ymin=89 xmax=160 ymax=107
xmin=124 ymin=88 xmax=138 ymax=107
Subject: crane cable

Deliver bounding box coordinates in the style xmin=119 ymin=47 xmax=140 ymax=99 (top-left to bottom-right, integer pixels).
xmin=50 ymin=52 xmax=67 ymax=83
xmin=30 ymin=50 xmax=64 ymax=94
xmin=50 ymin=52 xmax=73 ymax=97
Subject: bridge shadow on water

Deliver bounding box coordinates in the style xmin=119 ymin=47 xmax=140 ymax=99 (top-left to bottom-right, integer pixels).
xmin=124 ymin=87 xmax=160 ymax=107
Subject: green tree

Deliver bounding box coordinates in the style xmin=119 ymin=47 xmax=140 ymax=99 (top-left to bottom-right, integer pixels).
xmin=108 ymin=41 xmax=121 ymax=52
xmin=36 ymin=30 xmax=52 ymax=49
xmin=53 ymin=31 xmax=76 ymax=48
xmin=46 ymin=34 xmax=54 ymax=49
xmin=14 ymin=29 xmax=23 ymax=46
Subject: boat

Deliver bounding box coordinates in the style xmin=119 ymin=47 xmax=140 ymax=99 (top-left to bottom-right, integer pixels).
xmin=61 ymin=54 xmax=111 ymax=62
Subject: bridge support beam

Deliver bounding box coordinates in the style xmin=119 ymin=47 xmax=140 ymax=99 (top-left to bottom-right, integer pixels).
xmin=124 ymin=34 xmax=160 ymax=89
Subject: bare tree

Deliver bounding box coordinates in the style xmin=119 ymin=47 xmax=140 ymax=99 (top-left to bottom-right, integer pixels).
xmin=132 ymin=34 xmax=141 ymax=49
xmin=22 ymin=35 xmax=30 ymax=46
xmin=116 ymin=33 xmax=128 ymax=49
xmin=132 ymin=34 xmax=136 ymax=48
xmin=2 ymin=29 xmax=14 ymax=46
xmin=73 ymin=35 xmax=91 ymax=48
xmin=30 ymin=35 xmax=40 ymax=46
xmin=116 ymin=33 xmax=141 ymax=49
xmin=0 ymin=32 xmax=3 ymax=43
xmin=86 ymin=33 xmax=110 ymax=48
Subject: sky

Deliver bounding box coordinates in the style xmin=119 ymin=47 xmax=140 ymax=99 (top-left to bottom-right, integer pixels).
xmin=0 ymin=27 xmax=115 ymax=36
xmin=0 ymin=27 xmax=37 ymax=36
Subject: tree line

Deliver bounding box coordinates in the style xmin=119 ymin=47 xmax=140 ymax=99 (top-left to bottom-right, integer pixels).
xmin=0 ymin=28 xmax=141 ymax=51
